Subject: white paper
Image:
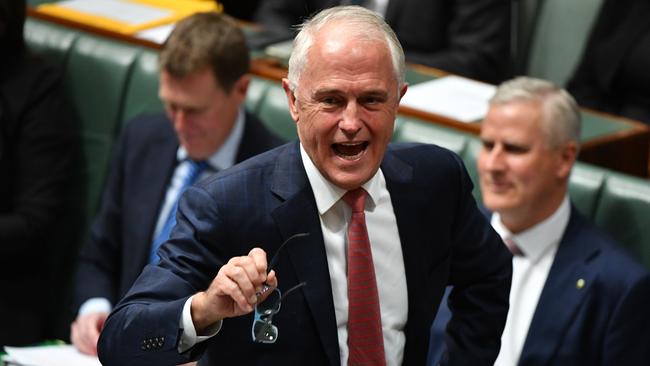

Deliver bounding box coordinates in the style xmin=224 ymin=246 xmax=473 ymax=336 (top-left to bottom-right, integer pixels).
xmin=56 ymin=0 xmax=172 ymax=26
xmin=400 ymin=75 xmax=496 ymax=123
xmin=4 ymin=345 xmax=101 ymax=366
xmin=136 ymin=23 xmax=176 ymax=44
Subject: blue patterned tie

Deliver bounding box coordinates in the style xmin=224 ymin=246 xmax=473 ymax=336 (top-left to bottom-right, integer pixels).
xmin=149 ymin=160 xmax=207 ymax=263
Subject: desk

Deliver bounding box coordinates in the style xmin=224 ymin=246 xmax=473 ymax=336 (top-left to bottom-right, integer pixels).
xmin=27 ymin=7 xmax=650 ymax=177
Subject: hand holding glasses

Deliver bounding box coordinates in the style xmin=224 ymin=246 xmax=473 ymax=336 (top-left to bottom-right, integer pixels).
xmin=252 ymin=232 xmax=309 ymax=343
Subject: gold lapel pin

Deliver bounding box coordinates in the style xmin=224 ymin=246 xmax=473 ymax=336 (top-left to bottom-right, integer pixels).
xmin=576 ymin=278 xmax=585 ymax=289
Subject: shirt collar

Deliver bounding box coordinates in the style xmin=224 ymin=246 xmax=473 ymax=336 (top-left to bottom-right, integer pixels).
xmin=299 ymin=143 xmax=383 ymax=215
xmin=176 ymin=107 xmax=246 ymax=170
xmin=491 ymin=195 xmax=571 ymax=263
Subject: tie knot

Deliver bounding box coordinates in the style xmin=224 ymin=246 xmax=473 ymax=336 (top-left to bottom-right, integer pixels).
xmin=186 ymin=160 xmax=208 ymax=184
xmin=342 ymin=188 xmax=367 ymax=213
xmin=504 ymin=237 xmax=524 ymax=257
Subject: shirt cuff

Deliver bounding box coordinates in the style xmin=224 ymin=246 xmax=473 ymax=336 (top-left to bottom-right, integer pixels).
xmin=78 ymin=297 xmax=112 ymax=316
xmin=177 ymin=295 xmax=222 ymax=353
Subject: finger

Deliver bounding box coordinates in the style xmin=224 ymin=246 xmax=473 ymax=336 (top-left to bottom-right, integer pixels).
xmin=72 ymin=320 xmax=96 ymax=356
xmin=223 ymin=260 xmax=259 ymax=303
xmin=248 ymin=248 xmax=268 ymax=275
xmin=229 ymin=256 xmax=264 ymax=287
xmin=216 ymin=270 xmax=254 ymax=312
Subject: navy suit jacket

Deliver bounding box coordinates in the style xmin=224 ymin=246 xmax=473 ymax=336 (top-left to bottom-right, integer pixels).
xmin=429 ymin=207 xmax=650 ymax=365
xmin=97 ymin=142 xmax=512 ymax=366
xmin=73 ymin=112 xmax=283 ymax=311
xmin=255 ymin=0 xmax=512 ymax=83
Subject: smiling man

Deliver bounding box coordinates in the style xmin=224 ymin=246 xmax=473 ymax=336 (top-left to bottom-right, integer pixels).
xmin=97 ymin=6 xmax=511 ymax=366
xmin=429 ymin=77 xmax=650 ymax=366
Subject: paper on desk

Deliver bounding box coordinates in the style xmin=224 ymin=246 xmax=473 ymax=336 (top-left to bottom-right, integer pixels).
xmin=136 ymin=23 xmax=176 ymax=44
xmin=400 ymin=75 xmax=496 ymax=123
xmin=55 ymin=0 xmax=172 ymax=26
xmin=4 ymin=344 xmax=101 ymax=366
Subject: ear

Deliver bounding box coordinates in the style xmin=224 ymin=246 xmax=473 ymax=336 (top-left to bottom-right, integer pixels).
xmin=398 ymin=83 xmax=408 ymax=103
xmin=282 ymin=78 xmax=299 ymax=123
xmin=231 ymin=74 xmax=250 ymax=104
xmin=556 ymin=141 xmax=578 ymax=179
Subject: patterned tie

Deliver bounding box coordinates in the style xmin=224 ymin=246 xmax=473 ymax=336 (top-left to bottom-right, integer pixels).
xmin=149 ymin=160 xmax=207 ymax=263
xmin=342 ymin=188 xmax=386 ymax=366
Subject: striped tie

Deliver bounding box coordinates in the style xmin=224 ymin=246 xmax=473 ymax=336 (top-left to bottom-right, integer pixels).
xmin=343 ymin=188 xmax=386 ymax=366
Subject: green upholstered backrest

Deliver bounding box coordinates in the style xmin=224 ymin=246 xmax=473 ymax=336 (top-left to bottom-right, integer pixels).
xmin=568 ymin=163 xmax=607 ymax=218
xmin=256 ymin=83 xmax=297 ymax=141
xmin=24 ymin=18 xmax=79 ymax=66
xmin=247 ymin=76 xmax=274 ymax=114
xmin=526 ymin=0 xmax=604 ymax=86
xmin=121 ymin=49 xmax=164 ymax=125
xmin=65 ymin=34 xmax=141 ymax=221
xmin=593 ymin=173 xmax=650 ymax=269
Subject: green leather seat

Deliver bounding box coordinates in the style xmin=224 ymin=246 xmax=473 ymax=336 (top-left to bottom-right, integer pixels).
xmin=65 ymin=34 xmax=141 ymax=221
xmin=593 ymin=173 xmax=650 ymax=269
xmin=392 ymin=116 xmax=468 ymax=155
xmin=246 ymin=76 xmax=274 ymax=114
xmin=256 ymin=84 xmax=296 ymax=141
xmin=568 ymin=163 xmax=607 ymax=218
xmin=121 ymin=49 xmax=164 ymax=125
xmin=24 ymin=18 xmax=78 ymax=66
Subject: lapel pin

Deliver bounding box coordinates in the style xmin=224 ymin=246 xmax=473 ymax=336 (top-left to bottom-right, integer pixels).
xmin=576 ymin=278 xmax=585 ymax=289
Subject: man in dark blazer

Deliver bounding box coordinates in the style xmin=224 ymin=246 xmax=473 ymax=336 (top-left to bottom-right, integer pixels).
xmin=254 ymin=0 xmax=512 ymax=84
xmin=97 ymin=6 xmax=512 ymax=365
xmin=429 ymin=77 xmax=650 ymax=365
xmin=70 ymin=12 xmax=283 ymax=355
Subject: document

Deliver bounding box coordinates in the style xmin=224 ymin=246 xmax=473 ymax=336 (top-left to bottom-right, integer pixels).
xmin=53 ymin=0 xmax=172 ymax=26
xmin=3 ymin=345 xmax=100 ymax=366
xmin=400 ymin=75 xmax=496 ymax=123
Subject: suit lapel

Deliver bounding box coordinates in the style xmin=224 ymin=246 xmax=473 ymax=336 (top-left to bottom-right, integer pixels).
xmin=269 ymin=143 xmax=340 ymax=366
xmin=130 ymin=121 xmax=179 ymax=271
xmin=519 ymin=210 xmax=600 ymax=365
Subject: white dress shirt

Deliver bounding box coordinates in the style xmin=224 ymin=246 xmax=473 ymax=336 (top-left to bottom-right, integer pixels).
xmin=493 ymin=196 xmax=571 ymax=366
xmin=300 ymin=144 xmax=408 ymax=366
xmin=78 ymin=108 xmax=246 ymax=318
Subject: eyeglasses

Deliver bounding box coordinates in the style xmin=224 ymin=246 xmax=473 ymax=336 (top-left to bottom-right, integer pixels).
xmin=251 ymin=233 xmax=309 ymax=343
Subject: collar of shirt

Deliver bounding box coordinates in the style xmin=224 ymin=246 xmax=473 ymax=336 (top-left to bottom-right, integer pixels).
xmin=491 ymin=196 xmax=571 ymax=263
xmin=299 ymin=143 xmax=383 ymax=214
xmin=175 ymin=107 xmax=246 ymax=171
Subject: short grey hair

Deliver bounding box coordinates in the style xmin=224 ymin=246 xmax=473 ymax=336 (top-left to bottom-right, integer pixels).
xmin=490 ymin=76 xmax=581 ymax=148
xmin=286 ymin=5 xmax=405 ymax=93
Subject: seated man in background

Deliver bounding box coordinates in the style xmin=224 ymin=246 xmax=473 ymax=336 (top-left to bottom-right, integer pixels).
xmin=254 ymin=0 xmax=512 ymax=84
xmin=70 ymin=12 xmax=283 ymax=355
xmin=96 ymin=6 xmax=511 ymax=365
xmin=0 ymin=0 xmax=77 ymax=346
xmin=429 ymin=77 xmax=650 ymax=366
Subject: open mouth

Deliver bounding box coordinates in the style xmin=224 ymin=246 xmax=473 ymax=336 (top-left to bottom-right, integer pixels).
xmin=332 ymin=141 xmax=368 ymax=160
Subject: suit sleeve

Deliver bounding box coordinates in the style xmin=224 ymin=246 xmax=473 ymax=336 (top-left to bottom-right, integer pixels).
xmin=406 ymin=0 xmax=511 ymax=84
xmin=73 ymin=125 xmax=133 ymax=311
xmin=97 ymin=185 xmax=229 ymax=365
xmin=441 ymin=153 xmax=512 ymax=366
xmin=602 ymin=273 xmax=650 ymax=364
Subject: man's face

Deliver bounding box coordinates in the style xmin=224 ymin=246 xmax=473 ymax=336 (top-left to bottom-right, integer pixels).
xmin=159 ymin=67 xmax=246 ymax=160
xmin=283 ymin=24 xmax=407 ymax=190
xmin=478 ymin=101 xmax=574 ymax=230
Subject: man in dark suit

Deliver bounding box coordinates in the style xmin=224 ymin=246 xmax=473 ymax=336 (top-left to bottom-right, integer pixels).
xmin=70 ymin=12 xmax=283 ymax=355
xmin=97 ymin=6 xmax=512 ymax=365
xmin=429 ymin=77 xmax=650 ymax=365
xmin=254 ymin=0 xmax=511 ymax=84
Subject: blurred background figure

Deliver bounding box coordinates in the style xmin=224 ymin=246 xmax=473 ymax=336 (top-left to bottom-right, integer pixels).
xmin=70 ymin=12 xmax=282 ymax=356
xmin=0 ymin=0 xmax=77 ymax=347
xmin=429 ymin=77 xmax=650 ymax=366
xmin=254 ymin=0 xmax=512 ymax=84
xmin=567 ymin=0 xmax=650 ymax=125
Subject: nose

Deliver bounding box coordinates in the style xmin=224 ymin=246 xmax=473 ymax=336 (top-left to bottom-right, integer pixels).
xmin=338 ymin=101 xmax=362 ymax=136
xmin=482 ymin=144 xmax=507 ymax=172
xmin=171 ymin=109 xmax=188 ymax=130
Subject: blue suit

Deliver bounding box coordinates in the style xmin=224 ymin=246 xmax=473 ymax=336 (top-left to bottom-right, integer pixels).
xmin=429 ymin=207 xmax=650 ymax=365
xmin=73 ymin=112 xmax=283 ymax=312
xmin=97 ymin=142 xmax=512 ymax=365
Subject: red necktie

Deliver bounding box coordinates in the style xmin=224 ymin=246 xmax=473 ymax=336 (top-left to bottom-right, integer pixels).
xmin=343 ymin=188 xmax=386 ymax=366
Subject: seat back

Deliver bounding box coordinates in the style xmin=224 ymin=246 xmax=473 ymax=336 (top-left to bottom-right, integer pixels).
xmin=256 ymin=83 xmax=297 ymax=141
xmin=593 ymin=173 xmax=650 ymax=268
xmin=121 ymin=49 xmax=164 ymax=125
xmin=525 ymin=0 xmax=604 ymax=86
xmin=24 ymin=18 xmax=78 ymax=66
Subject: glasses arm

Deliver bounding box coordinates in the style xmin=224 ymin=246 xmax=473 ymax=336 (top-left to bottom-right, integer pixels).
xmin=267 ymin=232 xmax=310 ymax=271
xmin=279 ymin=281 xmax=307 ymax=302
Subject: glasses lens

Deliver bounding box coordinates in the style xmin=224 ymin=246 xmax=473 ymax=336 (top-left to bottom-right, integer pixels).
xmin=253 ymin=319 xmax=279 ymax=343
xmin=256 ymin=288 xmax=281 ymax=316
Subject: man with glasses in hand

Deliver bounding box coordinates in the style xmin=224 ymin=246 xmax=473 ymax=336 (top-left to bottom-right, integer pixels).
xmin=97 ymin=6 xmax=512 ymax=365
